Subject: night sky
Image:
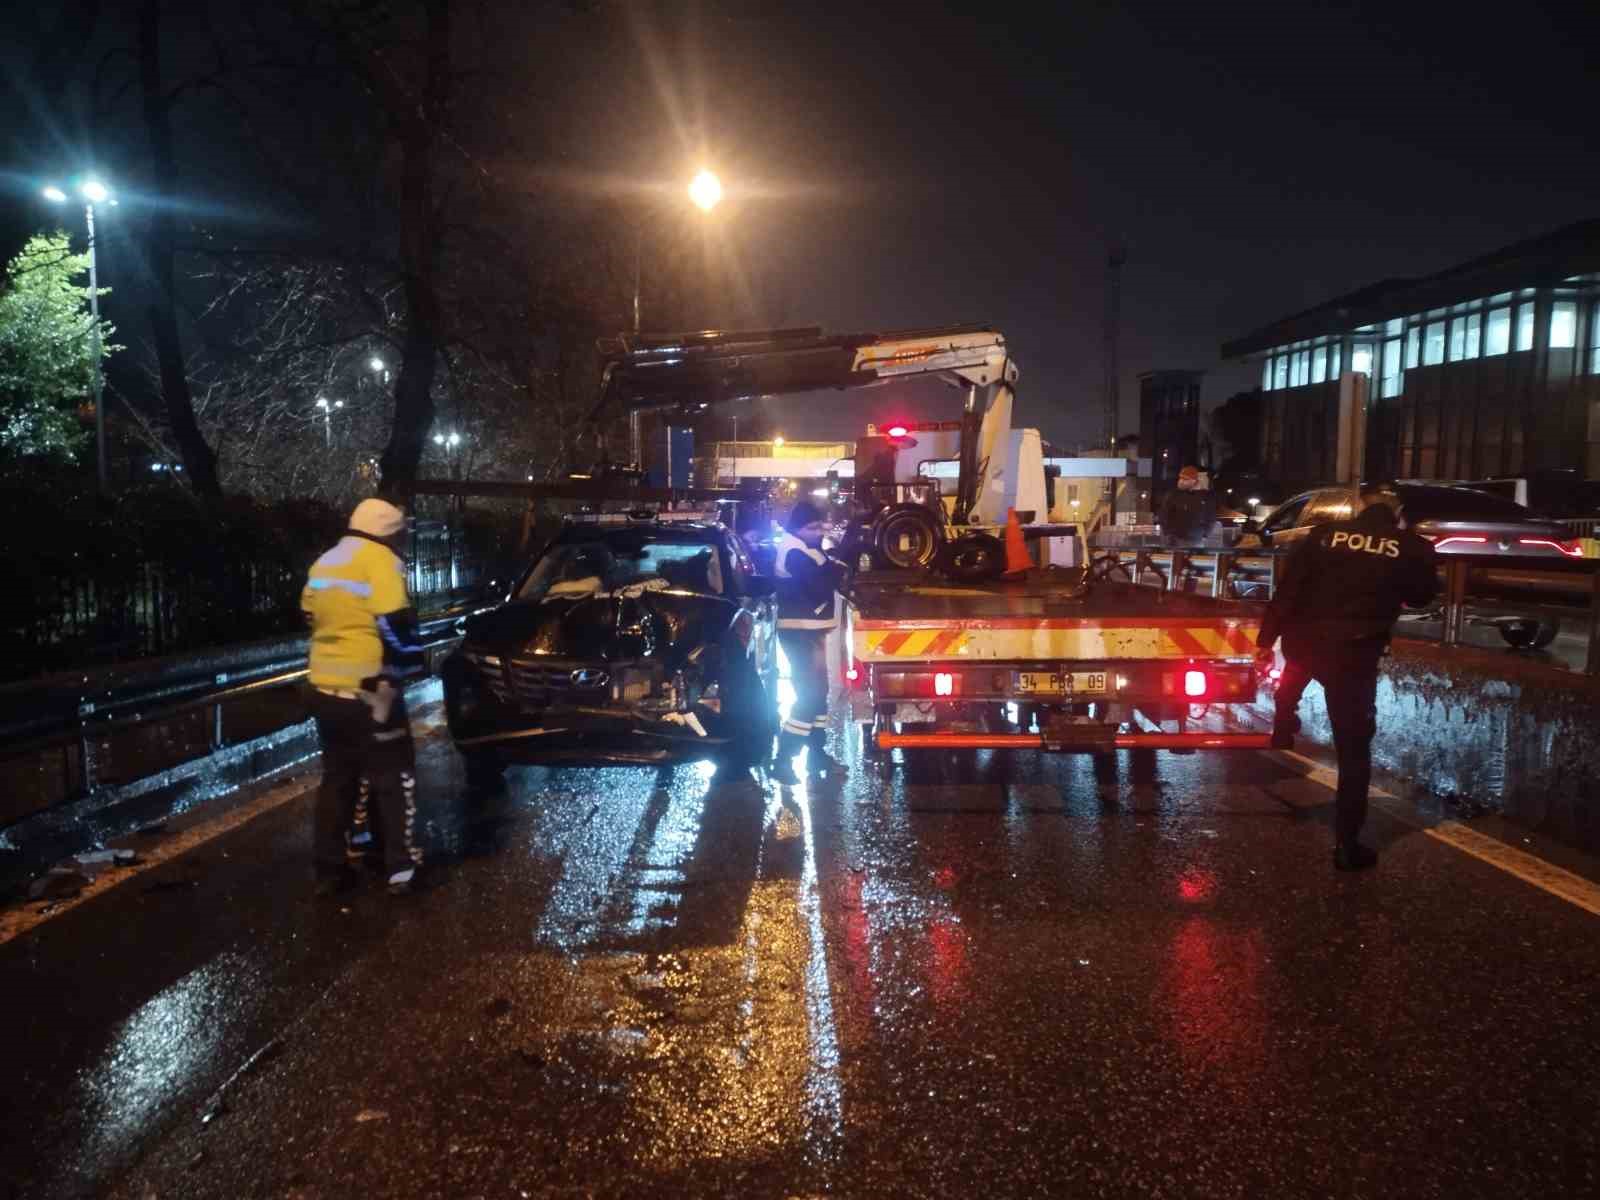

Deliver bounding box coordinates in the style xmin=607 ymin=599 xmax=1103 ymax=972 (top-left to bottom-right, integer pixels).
xmin=6 ymin=0 xmax=1598 ymax=454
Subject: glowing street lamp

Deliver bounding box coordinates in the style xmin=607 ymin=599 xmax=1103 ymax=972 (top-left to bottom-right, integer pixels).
xmin=43 ymin=177 xmax=116 ymax=492
xmin=688 ymin=169 xmax=723 ymax=213
xmin=773 ymin=434 xmax=786 ymax=448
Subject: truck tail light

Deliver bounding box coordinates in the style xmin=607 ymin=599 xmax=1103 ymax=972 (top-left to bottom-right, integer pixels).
xmin=934 ymin=671 xmax=957 ymax=697
xmin=1183 ymin=669 xmax=1208 ymax=698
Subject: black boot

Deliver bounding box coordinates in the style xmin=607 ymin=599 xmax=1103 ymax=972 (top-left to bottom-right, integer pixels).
xmin=1333 ymin=841 xmax=1378 ymax=871
xmin=1271 ymin=711 xmax=1301 ymax=751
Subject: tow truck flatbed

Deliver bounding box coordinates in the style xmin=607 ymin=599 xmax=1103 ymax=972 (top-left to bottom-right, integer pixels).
xmin=843 ymin=569 xmax=1270 ymax=754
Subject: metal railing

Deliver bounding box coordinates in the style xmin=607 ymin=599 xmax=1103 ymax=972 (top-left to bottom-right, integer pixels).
xmin=0 ymin=601 xmax=486 ymax=823
xmin=1091 ymin=542 xmax=1600 ymax=675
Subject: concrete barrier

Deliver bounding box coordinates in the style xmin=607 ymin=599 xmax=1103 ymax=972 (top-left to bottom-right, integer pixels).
xmin=1265 ymin=639 xmax=1600 ymax=855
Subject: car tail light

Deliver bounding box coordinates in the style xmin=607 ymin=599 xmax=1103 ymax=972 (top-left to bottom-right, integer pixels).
xmin=933 ymin=671 xmax=957 ymax=697
xmin=1424 ymin=534 xmax=1487 ymax=550
xmin=1183 ymin=669 xmax=1208 ymax=698
xmin=1518 ymin=537 xmax=1586 ymax=559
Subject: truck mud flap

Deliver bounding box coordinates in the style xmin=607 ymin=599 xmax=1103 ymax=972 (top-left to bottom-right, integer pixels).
xmin=875 ymin=731 xmax=1272 ymax=752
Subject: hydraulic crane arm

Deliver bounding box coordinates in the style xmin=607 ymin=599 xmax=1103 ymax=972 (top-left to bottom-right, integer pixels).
xmin=586 ymin=324 xmax=1019 ymax=524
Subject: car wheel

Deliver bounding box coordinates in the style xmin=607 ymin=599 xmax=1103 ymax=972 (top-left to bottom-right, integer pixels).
xmin=873 ymin=504 xmax=943 ymax=571
xmin=1498 ymin=620 xmax=1539 ymax=649
xmin=1499 ymin=618 xmax=1559 ymax=650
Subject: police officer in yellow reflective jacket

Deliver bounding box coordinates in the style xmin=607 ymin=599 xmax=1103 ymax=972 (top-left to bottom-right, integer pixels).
xmin=302 ymin=498 xmax=427 ymax=895
xmin=1256 ymin=484 xmax=1437 ymax=871
xmin=772 ymin=499 xmax=848 ymax=784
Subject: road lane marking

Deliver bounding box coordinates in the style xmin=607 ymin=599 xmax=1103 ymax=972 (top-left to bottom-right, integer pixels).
xmin=1423 ymin=821 xmax=1600 ymax=917
xmin=1269 ymin=749 xmax=1600 ymax=918
xmin=0 ymin=708 xmax=449 ymax=947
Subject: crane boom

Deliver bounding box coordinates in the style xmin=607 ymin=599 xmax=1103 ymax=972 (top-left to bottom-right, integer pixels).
xmin=588 ymin=324 xmax=1019 ymax=524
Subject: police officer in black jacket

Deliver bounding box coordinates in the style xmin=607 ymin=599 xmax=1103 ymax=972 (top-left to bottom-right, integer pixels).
xmin=1256 ymin=484 xmax=1438 ymax=871
xmin=772 ymin=499 xmax=848 ymax=784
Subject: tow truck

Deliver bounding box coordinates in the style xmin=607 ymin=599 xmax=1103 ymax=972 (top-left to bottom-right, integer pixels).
xmin=592 ymin=325 xmax=1272 ymax=757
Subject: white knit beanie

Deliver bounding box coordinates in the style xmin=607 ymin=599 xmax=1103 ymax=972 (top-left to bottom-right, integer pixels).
xmin=349 ymin=498 xmax=407 ymax=538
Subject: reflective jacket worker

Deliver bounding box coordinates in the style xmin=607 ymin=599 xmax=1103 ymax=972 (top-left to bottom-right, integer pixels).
xmin=771 ymin=499 xmax=847 ymax=783
xmin=301 ymin=499 xmax=427 ymax=895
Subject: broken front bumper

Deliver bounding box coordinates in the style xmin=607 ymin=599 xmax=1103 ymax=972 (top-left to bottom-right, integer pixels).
xmin=449 ymin=704 xmax=731 ymax=765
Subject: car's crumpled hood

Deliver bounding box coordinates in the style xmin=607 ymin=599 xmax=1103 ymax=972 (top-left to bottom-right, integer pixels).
xmin=465 ymin=581 xmax=736 ymax=665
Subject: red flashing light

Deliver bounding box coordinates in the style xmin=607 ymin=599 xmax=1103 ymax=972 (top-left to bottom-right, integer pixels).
xmin=1519 ymin=537 xmax=1586 ymax=559
xmin=1183 ymin=669 xmax=1208 ymax=698
xmin=933 ymin=671 xmax=956 ymax=697
xmin=845 ymin=658 xmax=863 ymax=687
xmin=1268 ymin=666 xmax=1283 ymax=682
xmin=886 ymin=424 xmax=910 ymax=439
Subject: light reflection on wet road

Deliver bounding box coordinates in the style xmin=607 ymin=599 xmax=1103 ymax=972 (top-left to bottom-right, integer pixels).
xmin=3 ymin=708 xmax=1599 ymax=1199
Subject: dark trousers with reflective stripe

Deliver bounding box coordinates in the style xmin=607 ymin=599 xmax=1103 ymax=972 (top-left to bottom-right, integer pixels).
xmin=309 ymin=690 xmax=418 ymax=878
xmin=1285 ymin=635 xmax=1384 ymax=846
xmin=777 ymin=627 xmax=830 ymax=760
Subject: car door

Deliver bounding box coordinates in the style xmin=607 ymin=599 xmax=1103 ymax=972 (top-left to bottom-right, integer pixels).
xmin=1297 ymin=488 xmax=1360 ymax=534
xmin=1255 ymin=493 xmax=1313 ymax=547
xmin=723 ymin=531 xmax=779 ymax=675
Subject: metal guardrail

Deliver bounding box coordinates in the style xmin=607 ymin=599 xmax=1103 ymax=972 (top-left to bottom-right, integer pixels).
xmin=0 ymin=601 xmax=487 ymax=813
xmin=1092 ymin=542 xmax=1600 ymax=676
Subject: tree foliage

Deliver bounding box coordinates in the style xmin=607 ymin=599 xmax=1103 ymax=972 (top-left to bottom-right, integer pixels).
xmin=0 ymin=234 xmax=117 ymax=462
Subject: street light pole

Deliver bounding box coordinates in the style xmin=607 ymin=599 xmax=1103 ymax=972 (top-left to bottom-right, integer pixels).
xmin=628 ymin=170 xmax=723 ymax=472
xmin=45 ymin=180 xmax=114 ymax=492
xmin=84 ymin=199 xmax=107 ymax=493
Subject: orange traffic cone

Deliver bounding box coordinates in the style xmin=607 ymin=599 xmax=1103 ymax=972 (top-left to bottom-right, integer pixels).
xmin=1002 ymin=508 xmax=1031 ymax=576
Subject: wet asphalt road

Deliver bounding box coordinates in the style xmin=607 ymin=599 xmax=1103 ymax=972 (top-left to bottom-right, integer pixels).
xmin=4 ymin=715 xmax=1599 ymax=1200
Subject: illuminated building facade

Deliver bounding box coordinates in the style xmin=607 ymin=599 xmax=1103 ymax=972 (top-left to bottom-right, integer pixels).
xmin=1223 ymin=221 xmax=1600 ymax=489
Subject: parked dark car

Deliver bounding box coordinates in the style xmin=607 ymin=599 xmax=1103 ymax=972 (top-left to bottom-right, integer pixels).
xmin=1240 ymin=482 xmax=1585 ymax=561
xmin=442 ymin=514 xmax=779 ymax=773
xmin=1238 ymin=482 xmax=1581 ymax=648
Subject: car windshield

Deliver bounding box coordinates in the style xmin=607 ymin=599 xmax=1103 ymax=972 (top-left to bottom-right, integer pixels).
xmin=518 ymin=532 xmax=724 ymax=600
xmin=1398 ymin=486 xmax=1529 ymax=521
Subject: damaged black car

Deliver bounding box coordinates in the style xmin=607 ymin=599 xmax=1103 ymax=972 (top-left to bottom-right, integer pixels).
xmin=442 ymin=515 xmax=779 ymax=774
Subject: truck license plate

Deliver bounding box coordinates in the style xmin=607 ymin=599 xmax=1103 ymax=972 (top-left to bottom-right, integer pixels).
xmin=1015 ymin=671 xmax=1108 ymax=696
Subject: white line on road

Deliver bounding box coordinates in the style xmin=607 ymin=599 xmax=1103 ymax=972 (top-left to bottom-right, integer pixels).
xmin=1270 ymin=749 xmax=1600 ymax=919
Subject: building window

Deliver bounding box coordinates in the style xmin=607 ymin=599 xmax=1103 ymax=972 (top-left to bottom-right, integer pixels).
xmin=1350 ymin=343 xmax=1373 ymax=375
xmin=1262 ymin=359 xmax=1273 ymax=390
xmin=1423 ymin=322 xmax=1446 ymax=365
xmin=1549 ymin=301 xmax=1577 ymax=349
xmin=1384 ymin=318 xmax=1403 ymax=335
xmin=1310 ymin=345 xmax=1327 ymax=384
xmin=1485 ymin=307 xmax=1511 ymax=356
xmin=1591 ymin=307 xmax=1600 ymax=374
xmin=1405 ymin=327 xmax=1420 ymax=369
xmin=1515 ymin=303 xmax=1536 ymax=351
xmin=1381 ymin=338 xmax=1402 ymax=398
xmin=1449 ymin=313 xmax=1481 ymax=361
xmin=1274 ymin=355 xmax=1288 ymax=389
xmin=1329 ymin=343 xmax=1341 ymax=378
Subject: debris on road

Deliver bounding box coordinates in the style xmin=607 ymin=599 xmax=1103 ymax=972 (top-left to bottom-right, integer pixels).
xmin=355 ymin=1109 xmax=389 ymax=1123
xmin=75 ymin=848 xmax=139 ymax=868
xmin=27 ymin=867 xmax=91 ymax=902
